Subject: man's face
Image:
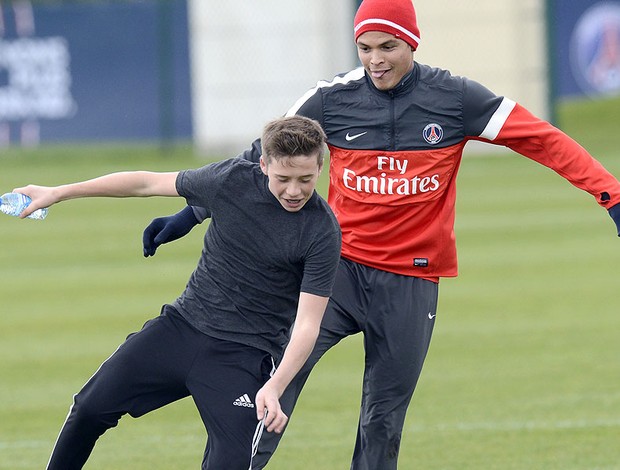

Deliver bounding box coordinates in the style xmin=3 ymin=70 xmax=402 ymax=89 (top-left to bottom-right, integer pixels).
xmin=356 ymin=31 xmax=415 ymax=91
xmin=260 ymin=154 xmax=322 ymax=212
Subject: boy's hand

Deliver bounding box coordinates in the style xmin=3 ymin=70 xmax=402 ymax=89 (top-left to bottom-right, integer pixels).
xmin=12 ymin=185 xmax=57 ymax=218
xmin=255 ymin=383 xmax=288 ymax=434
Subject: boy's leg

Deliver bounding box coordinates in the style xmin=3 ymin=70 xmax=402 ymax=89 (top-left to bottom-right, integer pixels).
xmin=186 ymin=336 xmax=275 ymax=470
xmin=46 ymin=309 xmax=195 ymax=470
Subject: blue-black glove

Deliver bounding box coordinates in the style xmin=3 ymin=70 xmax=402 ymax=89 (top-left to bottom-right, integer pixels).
xmin=609 ymin=203 xmax=620 ymax=237
xmin=143 ymin=206 xmax=199 ymax=257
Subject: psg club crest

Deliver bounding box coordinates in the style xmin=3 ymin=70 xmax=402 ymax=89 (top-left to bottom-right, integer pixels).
xmin=569 ymin=2 xmax=620 ymax=96
xmin=422 ymin=123 xmax=443 ymax=145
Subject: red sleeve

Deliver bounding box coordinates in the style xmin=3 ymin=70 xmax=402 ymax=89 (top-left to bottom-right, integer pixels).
xmin=477 ymin=101 xmax=620 ymax=209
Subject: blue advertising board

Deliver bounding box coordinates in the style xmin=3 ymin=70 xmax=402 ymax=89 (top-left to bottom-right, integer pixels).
xmin=0 ymin=0 xmax=191 ymax=144
xmin=550 ymin=0 xmax=620 ymax=99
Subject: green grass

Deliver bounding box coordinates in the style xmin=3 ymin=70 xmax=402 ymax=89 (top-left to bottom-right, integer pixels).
xmin=1 ymin=97 xmax=620 ymax=469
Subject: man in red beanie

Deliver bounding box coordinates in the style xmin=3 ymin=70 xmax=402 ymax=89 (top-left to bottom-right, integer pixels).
xmin=143 ymin=0 xmax=620 ymax=468
xmin=354 ymin=0 xmax=421 ymax=51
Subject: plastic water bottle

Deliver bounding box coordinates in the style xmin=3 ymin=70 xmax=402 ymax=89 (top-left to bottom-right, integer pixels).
xmin=0 ymin=192 xmax=48 ymax=220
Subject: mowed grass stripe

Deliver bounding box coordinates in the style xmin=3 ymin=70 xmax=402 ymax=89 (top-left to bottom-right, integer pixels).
xmin=1 ymin=97 xmax=619 ymax=469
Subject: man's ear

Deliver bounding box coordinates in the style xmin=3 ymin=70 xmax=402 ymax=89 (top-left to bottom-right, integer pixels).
xmin=259 ymin=156 xmax=268 ymax=175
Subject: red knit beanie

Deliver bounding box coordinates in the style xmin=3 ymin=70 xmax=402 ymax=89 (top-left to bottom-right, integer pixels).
xmin=354 ymin=0 xmax=420 ymax=50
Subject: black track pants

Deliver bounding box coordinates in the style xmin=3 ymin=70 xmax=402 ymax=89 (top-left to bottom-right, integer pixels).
xmin=253 ymin=257 xmax=438 ymax=470
xmin=46 ymin=307 xmax=273 ymax=470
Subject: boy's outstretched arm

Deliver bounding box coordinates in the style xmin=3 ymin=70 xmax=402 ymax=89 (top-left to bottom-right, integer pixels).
xmin=14 ymin=171 xmax=180 ymax=218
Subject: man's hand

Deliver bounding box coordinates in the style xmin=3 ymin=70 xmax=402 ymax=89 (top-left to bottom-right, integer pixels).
xmin=609 ymin=203 xmax=620 ymax=237
xmin=142 ymin=206 xmax=199 ymax=257
xmin=255 ymin=382 xmax=288 ymax=434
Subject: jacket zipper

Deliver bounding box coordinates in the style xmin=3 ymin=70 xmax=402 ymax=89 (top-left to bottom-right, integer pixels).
xmin=388 ymin=90 xmax=396 ymax=151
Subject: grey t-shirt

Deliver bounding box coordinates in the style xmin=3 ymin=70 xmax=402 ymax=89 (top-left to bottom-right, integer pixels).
xmin=169 ymin=157 xmax=341 ymax=358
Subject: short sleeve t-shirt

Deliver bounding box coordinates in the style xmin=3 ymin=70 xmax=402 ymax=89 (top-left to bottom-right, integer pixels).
xmin=170 ymin=157 xmax=341 ymax=358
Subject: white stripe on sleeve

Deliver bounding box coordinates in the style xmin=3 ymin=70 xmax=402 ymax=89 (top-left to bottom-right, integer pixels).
xmin=285 ymin=68 xmax=366 ymax=117
xmin=479 ymin=98 xmax=516 ymax=141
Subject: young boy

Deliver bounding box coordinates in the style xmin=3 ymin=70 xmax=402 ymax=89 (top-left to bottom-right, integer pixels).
xmin=15 ymin=115 xmax=342 ymax=470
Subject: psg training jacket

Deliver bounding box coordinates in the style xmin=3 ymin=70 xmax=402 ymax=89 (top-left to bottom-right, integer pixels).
xmin=243 ymin=63 xmax=620 ymax=280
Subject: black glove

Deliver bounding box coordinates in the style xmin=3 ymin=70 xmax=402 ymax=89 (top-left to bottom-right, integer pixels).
xmin=143 ymin=206 xmax=199 ymax=257
xmin=609 ymin=203 xmax=620 ymax=237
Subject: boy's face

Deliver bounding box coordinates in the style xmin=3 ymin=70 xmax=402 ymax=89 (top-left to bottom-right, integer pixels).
xmin=260 ymin=154 xmax=322 ymax=212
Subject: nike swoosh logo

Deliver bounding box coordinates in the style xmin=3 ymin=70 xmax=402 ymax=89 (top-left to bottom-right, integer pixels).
xmin=428 ymin=312 xmax=436 ymax=319
xmin=345 ymin=131 xmax=368 ymax=141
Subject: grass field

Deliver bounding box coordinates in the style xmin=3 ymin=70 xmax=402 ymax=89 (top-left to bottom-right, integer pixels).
xmin=1 ymin=97 xmax=619 ymax=469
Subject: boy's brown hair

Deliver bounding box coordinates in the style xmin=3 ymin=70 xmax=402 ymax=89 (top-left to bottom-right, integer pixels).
xmin=261 ymin=116 xmax=327 ymax=165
